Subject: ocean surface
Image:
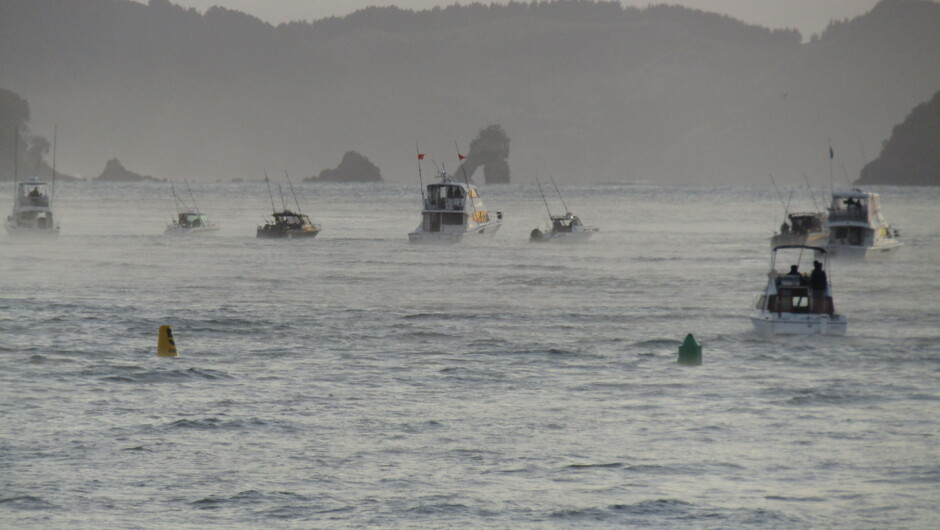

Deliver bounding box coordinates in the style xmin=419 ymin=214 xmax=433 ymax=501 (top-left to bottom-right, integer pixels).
xmin=2 ymin=181 xmax=938 ymax=528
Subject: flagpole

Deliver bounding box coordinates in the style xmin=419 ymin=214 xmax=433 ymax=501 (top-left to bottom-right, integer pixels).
xmin=416 ymin=142 xmax=425 ymax=202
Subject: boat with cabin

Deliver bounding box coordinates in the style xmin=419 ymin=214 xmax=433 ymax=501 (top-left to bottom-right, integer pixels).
xmin=529 ymin=177 xmax=597 ymax=243
xmin=408 ymin=167 xmax=502 ymax=244
xmin=5 ymin=176 xmax=60 ymax=236
xmin=825 ymin=189 xmax=901 ymax=258
xmin=770 ymin=211 xmax=827 ymax=248
xmin=256 ymin=171 xmax=321 ymax=239
xmin=751 ymin=245 xmax=847 ymax=336
xmin=164 ymin=181 xmax=219 ymax=235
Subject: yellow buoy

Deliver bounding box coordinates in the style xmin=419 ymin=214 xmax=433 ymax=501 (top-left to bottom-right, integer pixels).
xmin=157 ymin=325 xmax=179 ymax=357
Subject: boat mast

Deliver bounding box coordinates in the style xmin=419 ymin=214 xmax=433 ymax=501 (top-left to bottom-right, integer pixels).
xmin=284 ymin=170 xmax=303 ymax=215
xmin=184 ymin=178 xmax=200 ymax=214
xmin=535 ymin=177 xmax=553 ymax=219
xmin=263 ymin=169 xmax=277 ymax=214
xmin=549 ymin=175 xmax=569 ymax=214
xmin=768 ymin=172 xmax=789 ymax=226
xmin=828 ymin=141 xmax=834 ymax=198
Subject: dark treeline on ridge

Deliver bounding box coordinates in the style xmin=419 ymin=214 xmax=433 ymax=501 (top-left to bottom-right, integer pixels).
xmin=857 ymin=90 xmax=940 ymax=186
xmin=2 ymin=0 xmax=939 ymax=185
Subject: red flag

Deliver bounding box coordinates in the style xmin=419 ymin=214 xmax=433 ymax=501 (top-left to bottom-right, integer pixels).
xmin=418 ymin=153 xmax=425 ymax=160
xmin=458 ymin=154 xmax=466 ymax=160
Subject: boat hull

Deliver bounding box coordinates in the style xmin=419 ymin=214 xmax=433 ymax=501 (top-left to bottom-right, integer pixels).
xmin=164 ymin=225 xmax=220 ymax=236
xmin=530 ymin=228 xmax=597 ymax=244
xmin=750 ymin=313 xmax=847 ymax=337
xmin=826 ymin=240 xmax=903 ymax=259
xmin=5 ymin=221 xmax=59 ymax=237
xmin=409 ymin=221 xmax=501 ymax=244
xmin=256 ymin=228 xmax=320 ymax=239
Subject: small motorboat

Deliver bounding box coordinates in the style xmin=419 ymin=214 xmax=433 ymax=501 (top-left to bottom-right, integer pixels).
xmin=163 ymin=181 xmax=219 ymax=235
xmin=751 ymin=245 xmax=847 ymax=336
xmin=529 ymin=177 xmax=597 ymax=243
xmin=256 ymin=171 xmax=320 ymax=239
xmin=5 ymin=176 xmax=60 ymax=236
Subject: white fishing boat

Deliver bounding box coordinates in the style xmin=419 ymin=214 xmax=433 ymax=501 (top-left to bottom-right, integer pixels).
xmin=163 ymin=181 xmax=219 ymax=235
xmin=408 ymin=152 xmax=502 ymax=243
xmin=751 ymin=245 xmax=847 ymax=336
xmin=825 ymin=189 xmax=902 ymax=259
xmin=5 ymin=176 xmax=60 ymax=236
xmin=529 ymin=177 xmax=597 ymax=243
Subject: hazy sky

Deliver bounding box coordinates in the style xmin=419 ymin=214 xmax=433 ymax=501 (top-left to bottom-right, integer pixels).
xmin=151 ymin=0 xmax=886 ymax=40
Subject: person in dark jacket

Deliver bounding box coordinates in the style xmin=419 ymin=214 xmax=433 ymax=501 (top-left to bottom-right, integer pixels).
xmin=810 ymin=260 xmax=828 ymax=312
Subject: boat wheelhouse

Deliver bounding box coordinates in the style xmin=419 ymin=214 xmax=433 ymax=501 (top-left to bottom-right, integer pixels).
xmin=408 ymin=170 xmax=502 ymax=243
xmin=257 ymin=210 xmax=320 ymax=239
xmin=770 ymin=211 xmax=827 ymax=248
xmin=751 ymin=245 xmax=847 ymax=336
xmin=5 ymin=176 xmax=59 ymax=236
xmin=825 ymin=189 xmax=901 ymax=258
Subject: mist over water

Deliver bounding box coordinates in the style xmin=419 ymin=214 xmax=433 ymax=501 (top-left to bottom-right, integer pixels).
xmin=2 ymin=182 xmax=939 ymax=527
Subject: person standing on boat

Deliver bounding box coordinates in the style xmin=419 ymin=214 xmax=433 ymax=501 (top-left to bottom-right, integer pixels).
xmin=810 ymin=261 xmax=828 ymax=312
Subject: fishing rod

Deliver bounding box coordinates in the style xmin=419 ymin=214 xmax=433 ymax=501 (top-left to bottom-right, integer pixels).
xmin=12 ymin=125 xmax=17 ymax=191
xmin=768 ymin=172 xmax=790 ymax=227
xmin=263 ymin=169 xmax=277 ymax=214
xmin=535 ymin=177 xmax=553 ymax=219
xmin=284 ymin=170 xmax=303 ymax=215
xmin=801 ymin=171 xmax=821 ymax=212
xmin=828 ymin=141 xmax=835 ymax=198
xmin=169 ymin=180 xmax=185 ymax=215
xmin=184 ymin=178 xmax=200 ymax=214
xmin=549 ymin=175 xmax=569 ymax=214
xmin=277 ymin=183 xmax=287 ymax=211
xmin=839 ymin=160 xmax=852 ymax=188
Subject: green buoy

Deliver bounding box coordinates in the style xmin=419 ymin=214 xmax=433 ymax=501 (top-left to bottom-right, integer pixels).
xmin=677 ymin=333 xmax=702 ymax=365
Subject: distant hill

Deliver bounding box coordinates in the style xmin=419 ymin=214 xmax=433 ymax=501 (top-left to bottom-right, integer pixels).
xmin=95 ymin=158 xmax=161 ymax=182
xmin=2 ymin=0 xmax=940 ymax=185
xmin=856 ymin=90 xmax=940 ymax=186
xmin=0 ymin=87 xmax=78 ymax=181
xmin=306 ymin=151 xmax=382 ymax=183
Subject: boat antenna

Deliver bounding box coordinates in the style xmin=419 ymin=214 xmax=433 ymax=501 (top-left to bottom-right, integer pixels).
xmin=429 ymin=156 xmax=441 ymax=174
xmin=828 ymin=140 xmax=835 ymax=197
xmin=549 ymin=175 xmax=569 ymax=214
xmin=51 ymin=124 xmax=57 ymax=204
xmin=784 ymin=190 xmax=793 ymax=223
xmin=416 ymin=142 xmax=426 ymax=201
xmin=184 ymin=178 xmax=200 ymax=213
xmin=454 ymin=141 xmax=477 ymax=215
xmin=277 ymin=183 xmax=288 ymax=211
xmin=12 ymin=125 xmax=17 ymax=191
xmin=263 ymin=169 xmax=277 ymax=214
xmin=768 ymin=173 xmax=788 ymax=220
xmin=535 ymin=177 xmax=553 ymax=219
xmin=801 ymin=171 xmax=821 ymax=212
xmin=284 ymin=170 xmax=303 ymax=215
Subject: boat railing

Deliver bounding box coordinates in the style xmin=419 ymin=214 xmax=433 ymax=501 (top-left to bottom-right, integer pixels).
xmin=828 ymin=208 xmax=867 ymax=223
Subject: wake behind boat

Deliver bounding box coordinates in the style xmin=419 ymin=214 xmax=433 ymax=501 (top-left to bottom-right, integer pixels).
xmin=529 ymin=177 xmax=597 ymax=243
xmin=751 ymin=245 xmax=847 ymax=336
xmin=408 ymin=150 xmax=502 ymax=244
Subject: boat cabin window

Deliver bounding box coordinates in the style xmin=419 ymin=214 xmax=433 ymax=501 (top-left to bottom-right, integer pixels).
xmin=441 ymin=212 xmax=464 ymax=225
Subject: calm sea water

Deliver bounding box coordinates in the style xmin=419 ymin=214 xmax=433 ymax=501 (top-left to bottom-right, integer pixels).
xmin=2 ymin=181 xmax=938 ymax=528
